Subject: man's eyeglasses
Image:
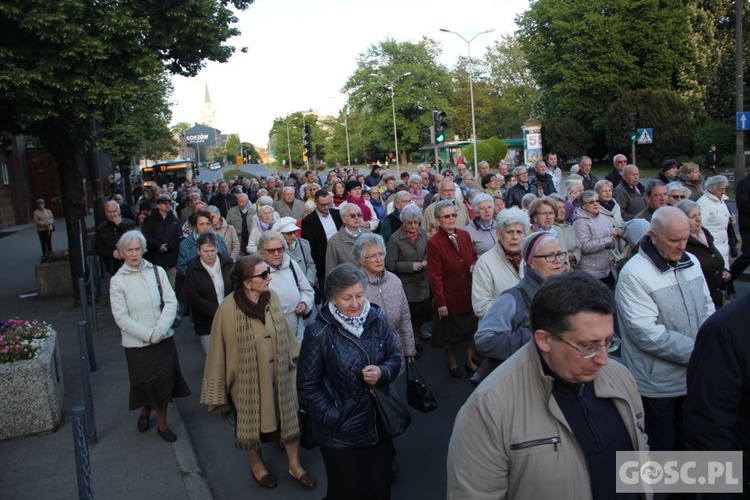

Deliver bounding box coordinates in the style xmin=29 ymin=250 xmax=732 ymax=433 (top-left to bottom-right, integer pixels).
xmin=348 ymin=213 xmax=363 ymax=218
xmin=250 ymin=266 xmax=272 ymax=280
xmin=669 ymin=194 xmax=686 ymax=200
xmin=316 ymin=201 xmax=332 ymax=206
xmin=533 ymin=251 xmax=567 ymax=262
xmin=264 ymin=247 xmax=285 ymax=254
xmin=439 ymin=213 xmax=458 ymax=219
xmin=584 ymin=200 xmax=600 ymax=205
xmin=553 ymin=334 xmax=621 ymax=359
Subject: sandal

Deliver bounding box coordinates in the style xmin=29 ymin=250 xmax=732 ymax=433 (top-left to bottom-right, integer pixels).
xmin=288 ymin=470 xmax=316 ymax=490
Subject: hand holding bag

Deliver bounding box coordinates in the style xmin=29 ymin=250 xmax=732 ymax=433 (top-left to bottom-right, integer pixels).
xmin=406 ymin=362 xmax=438 ymax=414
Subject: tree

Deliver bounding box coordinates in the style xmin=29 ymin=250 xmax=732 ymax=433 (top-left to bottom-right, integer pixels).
xmin=0 ymin=0 xmax=253 ymax=294
xmin=461 ymin=138 xmax=508 ymax=167
xmin=541 ymin=117 xmax=593 ymax=161
xmin=447 ymin=57 xmax=495 ymax=142
xmin=224 ymin=134 xmax=240 ymax=162
xmin=343 ymin=37 xmax=453 ymax=165
xmin=604 ymin=89 xmax=696 ymax=167
xmin=482 ymin=34 xmax=539 ymax=138
xmin=241 ymin=142 xmax=259 ymax=163
xmin=516 ymin=0 xmax=699 ymax=133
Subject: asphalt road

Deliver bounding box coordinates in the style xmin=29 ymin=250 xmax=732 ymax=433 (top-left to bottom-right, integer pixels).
xmin=174 ymin=320 xmax=476 ymax=500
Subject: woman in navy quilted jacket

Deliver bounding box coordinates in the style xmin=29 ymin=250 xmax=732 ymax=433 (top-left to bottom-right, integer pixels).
xmin=297 ymin=264 xmax=402 ymax=500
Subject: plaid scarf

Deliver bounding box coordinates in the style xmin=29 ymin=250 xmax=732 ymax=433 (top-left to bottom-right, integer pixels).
xmin=329 ymin=300 xmax=371 ymax=338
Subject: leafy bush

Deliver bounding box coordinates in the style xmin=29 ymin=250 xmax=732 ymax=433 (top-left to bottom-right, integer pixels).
xmin=541 ymin=116 xmax=593 ymax=161
xmin=693 ymin=122 xmax=735 ymax=162
xmin=462 ymin=138 xmax=508 ymax=167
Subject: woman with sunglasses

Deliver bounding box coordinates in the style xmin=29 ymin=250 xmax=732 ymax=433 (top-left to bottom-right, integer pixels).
xmin=257 ymin=231 xmax=314 ymax=344
xmin=427 ymin=200 xmax=479 ymax=378
xmin=201 ymin=253 xmax=315 ymax=491
xmin=572 ymin=191 xmax=622 ymax=289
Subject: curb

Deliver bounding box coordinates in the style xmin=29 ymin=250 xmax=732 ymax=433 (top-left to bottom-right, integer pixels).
xmin=168 ymin=403 xmax=214 ymax=500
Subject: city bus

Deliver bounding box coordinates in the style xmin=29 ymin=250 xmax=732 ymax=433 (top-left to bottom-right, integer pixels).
xmin=141 ymin=159 xmax=198 ymax=187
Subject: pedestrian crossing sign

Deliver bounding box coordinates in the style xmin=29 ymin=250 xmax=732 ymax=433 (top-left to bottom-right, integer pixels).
xmin=636 ymin=128 xmax=653 ymax=145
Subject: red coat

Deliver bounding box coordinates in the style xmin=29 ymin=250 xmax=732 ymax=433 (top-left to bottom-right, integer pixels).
xmin=427 ymin=228 xmax=477 ymax=314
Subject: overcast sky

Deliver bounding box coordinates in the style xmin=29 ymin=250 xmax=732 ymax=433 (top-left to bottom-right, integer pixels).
xmin=169 ymin=0 xmax=530 ymax=148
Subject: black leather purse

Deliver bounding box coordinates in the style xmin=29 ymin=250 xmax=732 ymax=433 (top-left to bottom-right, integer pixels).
xmin=368 ymin=330 xmax=411 ymax=439
xmin=406 ymin=362 xmax=438 ymax=414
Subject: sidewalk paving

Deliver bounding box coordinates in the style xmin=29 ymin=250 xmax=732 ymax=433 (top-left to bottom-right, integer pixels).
xmin=0 ymin=220 xmax=211 ymax=499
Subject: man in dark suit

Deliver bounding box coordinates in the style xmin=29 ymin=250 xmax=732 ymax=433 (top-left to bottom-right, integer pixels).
xmin=604 ymin=154 xmax=628 ymax=188
xmin=301 ymin=189 xmax=343 ymax=294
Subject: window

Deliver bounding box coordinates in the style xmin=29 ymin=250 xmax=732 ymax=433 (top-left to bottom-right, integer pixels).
xmin=1 ymin=162 xmax=8 ymax=185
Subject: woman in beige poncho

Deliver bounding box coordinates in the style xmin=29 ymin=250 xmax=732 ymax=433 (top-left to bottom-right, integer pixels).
xmin=200 ymin=254 xmax=315 ymax=491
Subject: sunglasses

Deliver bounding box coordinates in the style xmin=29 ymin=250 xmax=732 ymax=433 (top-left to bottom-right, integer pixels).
xmin=264 ymin=247 xmax=285 ymax=254
xmin=250 ymin=266 xmax=272 ymax=280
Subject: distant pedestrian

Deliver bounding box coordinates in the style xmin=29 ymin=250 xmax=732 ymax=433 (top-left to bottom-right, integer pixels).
xmin=110 ymin=230 xmax=190 ymax=443
xmin=32 ymin=199 xmax=54 ymax=255
xmin=702 ymin=144 xmax=718 ymax=176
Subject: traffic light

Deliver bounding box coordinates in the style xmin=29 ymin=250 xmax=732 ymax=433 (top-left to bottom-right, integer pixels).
xmin=623 ymin=112 xmax=638 ymax=142
xmin=315 ymin=144 xmax=324 ymax=160
xmin=303 ymin=125 xmax=313 ymax=158
xmin=433 ymin=110 xmax=447 ymax=143
xmin=420 ymin=126 xmax=435 ymax=146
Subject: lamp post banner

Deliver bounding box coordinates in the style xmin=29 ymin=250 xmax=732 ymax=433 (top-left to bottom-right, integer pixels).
xmin=522 ymin=126 xmax=542 ymax=166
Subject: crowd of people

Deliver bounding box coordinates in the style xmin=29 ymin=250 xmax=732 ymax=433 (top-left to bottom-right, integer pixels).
xmin=96 ymin=154 xmax=750 ymax=499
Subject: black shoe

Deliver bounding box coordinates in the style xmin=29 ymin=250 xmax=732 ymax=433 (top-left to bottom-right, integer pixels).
xmin=172 ymin=315 xmax=182 ymax=328
xmin=465 ymin=364 xmax=477 ymax=377
xmin=415 ymin=343 xmax=424 ymax=351
xmin=449 ymin=366 xmax=462 ymax=379
xmin=157 ymin=427 xmax=177 ymax=442
xmin=137 ymin=414 xmax=150 ymax=432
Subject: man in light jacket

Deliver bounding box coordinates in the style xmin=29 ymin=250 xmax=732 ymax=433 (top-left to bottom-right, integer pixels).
xmin=616 ymin=206 xmax=714 ymax=452
xmin=448 ymin=271 xmax=648 ymax=499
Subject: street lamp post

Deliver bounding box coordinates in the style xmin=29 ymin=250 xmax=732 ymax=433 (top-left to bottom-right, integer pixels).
xmin=343 ymin=106 xmax=351 ymax=167
xmin=377 ymin=72 xmax=411 ymax=175
xmin=283 ymin=117 xmax=298 ymax=170
xmin=440 ymin=28 xmax=495 ymax=178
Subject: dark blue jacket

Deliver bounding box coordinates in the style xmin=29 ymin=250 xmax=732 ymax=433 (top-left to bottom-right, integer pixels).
xmin=297 ymin=302 xmax=402 ymax=449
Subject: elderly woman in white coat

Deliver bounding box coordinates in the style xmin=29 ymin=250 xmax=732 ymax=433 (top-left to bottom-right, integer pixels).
xmin=471 ymin=207 xmax=528 ymax=320
xmin=110 ymin=230 xmax=190 ymax=443
xmin=258 ymin=231 xmax=314 ymax=343
xmin=697 ymin=175 xmax=732 ymax=269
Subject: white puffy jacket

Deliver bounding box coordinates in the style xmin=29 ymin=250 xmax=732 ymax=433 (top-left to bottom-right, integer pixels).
xmin=110 ymin=260 xmax=177 ymax=348
xmin=615 ymin=237 xmax=714 ymax=398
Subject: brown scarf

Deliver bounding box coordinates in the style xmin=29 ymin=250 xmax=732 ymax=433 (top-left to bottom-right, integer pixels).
xmin=503 ymin=245 xmax=523 ymax=273
xmin=234 ymin=289 xmax=271 ymax=324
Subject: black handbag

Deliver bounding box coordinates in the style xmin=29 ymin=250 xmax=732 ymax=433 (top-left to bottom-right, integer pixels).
xmin=406 ymin=362 xmax=438 ymax=413
xmin=368 ymin=330 xmax=411 ymax=439
xmin=369 ymin=383 xmax=412 ymax=439
xmin=298 ymin=409 xmax=316 ymax=449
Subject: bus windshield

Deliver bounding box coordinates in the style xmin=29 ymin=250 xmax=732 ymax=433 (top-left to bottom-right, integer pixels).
xmin=141 ymin=159 xmax=197 ymax=187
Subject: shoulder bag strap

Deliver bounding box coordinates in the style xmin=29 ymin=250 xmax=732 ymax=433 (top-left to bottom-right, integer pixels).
xmin=152 ymin=265 xmax=164 ymax=311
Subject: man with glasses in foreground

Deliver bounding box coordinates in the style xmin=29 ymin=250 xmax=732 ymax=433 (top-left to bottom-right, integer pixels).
xmin=616 ymin=206 xmax=714 ymax=453
xmin=449 ymin=271 xmax=647 ymax=499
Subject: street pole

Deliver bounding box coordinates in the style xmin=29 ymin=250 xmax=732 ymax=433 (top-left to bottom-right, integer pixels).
xmin=284 ymin=120 xmax=292 ymax=169
xmin=440 ymin=28 xmax=494 ymax=178
xmin=343 ymin=107 xmax=351 ymax=167
xmin=377 ymin=72 xmax=411 ymax=176
xmin=736 ymin=0 xmax=745 ymax=183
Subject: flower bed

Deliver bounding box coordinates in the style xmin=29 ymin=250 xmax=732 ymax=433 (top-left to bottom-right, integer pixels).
xmin=0 ymin=319 xmax=64 ymax=440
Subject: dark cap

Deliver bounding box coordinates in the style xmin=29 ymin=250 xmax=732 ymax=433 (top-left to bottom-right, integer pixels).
xmin=156 ymin=194 xmax=172 ymax=203
xmin=345 ymin=180 xmax=361 ymax=192
xmin=660 ymin=159 xmax=680 ymax=172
